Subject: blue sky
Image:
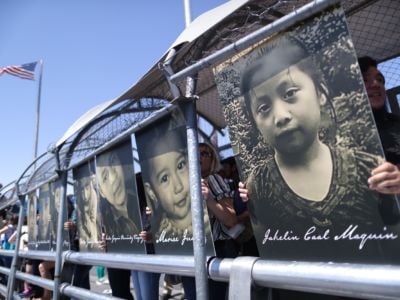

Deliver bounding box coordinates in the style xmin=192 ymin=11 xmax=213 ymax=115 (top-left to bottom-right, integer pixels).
xmin=0 ymin=0 xmax=227 ymax=186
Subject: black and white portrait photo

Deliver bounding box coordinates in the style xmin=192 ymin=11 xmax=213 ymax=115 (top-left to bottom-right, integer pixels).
xmin=37 ymin=183 xmax=52 ymax=250
xmin=95 ymin=140 xmax=144 ymax=253
xmin=27 ymin=192 xmax=38 ymax=250
xmin=214 ymin=7 xmax=400 ymax=263
xmin=136 ymin=107 xmax=214 ymax=255
xmin=73 ymin=160 xmax=102 ymax=251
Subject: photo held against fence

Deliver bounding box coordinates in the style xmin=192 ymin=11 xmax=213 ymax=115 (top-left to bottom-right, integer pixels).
xmin=1 ymin=1 xmax=400 ymax=300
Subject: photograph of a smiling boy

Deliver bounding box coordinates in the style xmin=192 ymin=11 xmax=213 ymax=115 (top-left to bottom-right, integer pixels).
xmin=74 ymin=161 xmax=101 ymax=251
xmin=218 ymin=28 xmax=400 ymax=261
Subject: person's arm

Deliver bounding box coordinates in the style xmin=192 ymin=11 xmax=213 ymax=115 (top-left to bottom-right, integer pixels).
xmin=64 ymin=220 xmax=76 ymax=231
xmin=139 ymin=230 xmax=153 ymax=243
xmin=202 ymin=179 xmax=238 ymax=228
xmin=0 ymin=225 xmax=10 ymax=235
xmin=368 ymin=162 xmax=400 ymax=194
xmin=7 ymin=231 xmax=17 ymax=244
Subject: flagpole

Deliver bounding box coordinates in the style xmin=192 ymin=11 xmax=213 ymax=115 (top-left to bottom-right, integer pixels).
xmin=183 ymin=0 xmax=192 ymax=27
xmin=33 ymin=59 xmax=43 ymax=160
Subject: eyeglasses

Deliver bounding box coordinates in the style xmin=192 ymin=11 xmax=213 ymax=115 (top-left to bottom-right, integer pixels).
xmin=200 ymin=151 xmax=211 ymax=158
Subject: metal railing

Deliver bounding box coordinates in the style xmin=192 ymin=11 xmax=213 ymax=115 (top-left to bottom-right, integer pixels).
xmin=2 ymin=248 xmax=400 ymax=299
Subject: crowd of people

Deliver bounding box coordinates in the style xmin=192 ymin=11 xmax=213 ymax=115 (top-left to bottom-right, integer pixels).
xmin=0 ymin=54 xmax=399 ymax=300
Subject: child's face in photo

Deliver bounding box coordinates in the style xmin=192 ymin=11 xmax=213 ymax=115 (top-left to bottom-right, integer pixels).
xmin=249 ymin=63 xmax=322 ymax=155
xmin=41 ymin=197 xmax=51 ymax=237
xmin=148 ymin=150 xmax=190 ymax=220
xmin=97 ymin=151 xmax=127 ymax=209
xmin=53 ymin=186 xmax=61 ymax=215
xmin=82 ymin=177 xmax=97 ymax=223
xmin=28 ymin=200 xmax=36 ymax=226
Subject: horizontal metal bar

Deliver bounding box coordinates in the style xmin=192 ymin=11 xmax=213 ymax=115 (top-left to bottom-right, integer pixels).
xmin=252 ymin=260 xmax=400 ymax=300
xmin=0 ymin=266 xmax=10 ymax=276
xmin=0 ymin=249 xmax=15 ymax=257
xmin=208 ymin=258 xmax=233 ymax=282
xmin=17 ymin=250 xmax=56 ymax=261
xmin=12 ymin=250 xmax=400 ymax=299
xmin=13 ymin=270 xmax=121 ymax=300
xmin=210 ymin=258 xmax=400 ymax=300
xmin=169 ymin=0 xmax=340 ymax=84
xmin=15 ymin=271 xmax=54 ymax=290
xmin=0 ymin=283 xmax=6 ymax=297
xmin=59 ymin=283 xmax=123 ymax=300
xmin=64 ymin=251 xmax=196 ymax=276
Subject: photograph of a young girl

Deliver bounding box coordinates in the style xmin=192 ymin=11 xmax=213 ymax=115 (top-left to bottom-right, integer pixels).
xmin=48 ymin=179 xmax=70 ymax=251
xmin=95 ymin=140 xmax=144 ymax=253
xmin=37 ymin=183 xmax=52 ymax=250
xmin=215 ymin=7 xmax=400 ymax=263
xmin=136 ymin=108 xmax=213 ymax=255
xmin=73 ymin=160 xmax=102 ymax=251
xmin=27 ymin=192 xmax=38 ymax=250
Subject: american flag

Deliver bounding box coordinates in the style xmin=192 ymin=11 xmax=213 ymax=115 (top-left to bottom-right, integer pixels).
xmin=0 ymin=62 xmax=37 ymax=80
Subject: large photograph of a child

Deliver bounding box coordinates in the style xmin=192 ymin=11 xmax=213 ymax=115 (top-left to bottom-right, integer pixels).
xmin=136 ymin=107 xmax=214 ymax=255
xmin=27 ymin=192 xmax=38 ymax=250
xmin=95 ymin=140 xmax=145 ymax=253
xmin=214 ymin=7 xmax=400 ymax=263
xmin=37 ymin=183 xmax=52 ymax=250
xmin=73 ymin=160 xmax=102 ymax=252
xmin=50 ymin=179 xmax=71 ymax=251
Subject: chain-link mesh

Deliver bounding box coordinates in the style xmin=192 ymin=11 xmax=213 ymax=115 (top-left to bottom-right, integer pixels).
xmin=65 ymin=98 xmax=168 ymax=168
xmin=0 ymin=183 xmax=18 ymax=210
xmin=380 ymin=58 xmax=400 ymax=90
xmin=347 ymin=0 xmax=400 ymax=62
xmin=17 ymin=98 xmax=169 ymax=194
xmin=16 ymin=0 xmax=400 ymax=194
xmin=18 ymin=152 xmax=58 ymax=194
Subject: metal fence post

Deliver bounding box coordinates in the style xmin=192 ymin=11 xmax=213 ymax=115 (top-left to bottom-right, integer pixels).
xmin=180 ymin=94 xmax=209 ymax=300
xmin=6 ymin=190 xmax=26 ymax=299
xmin=52 ymin=170 xmax=68 ymax=300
